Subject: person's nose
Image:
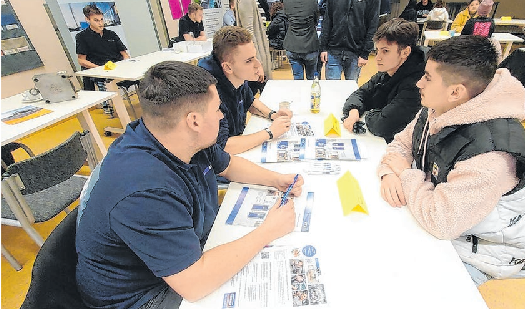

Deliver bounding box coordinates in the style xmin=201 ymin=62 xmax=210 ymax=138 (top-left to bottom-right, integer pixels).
xmin=416 ymin=77 xmax=424 ymax=89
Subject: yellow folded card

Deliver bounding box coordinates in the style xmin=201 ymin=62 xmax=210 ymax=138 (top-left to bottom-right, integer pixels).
xmin=324 ymin=113 xmax=341 ymax=137
xmin=104 ymin=61 xmax=116 ymax=70
xmin=501 ymin=16 xmax=512 ymax=21
xmin=336 ymin=171 xmax=368 ymax=215
xmin=440 ymin=30 xmax=449 ymax=36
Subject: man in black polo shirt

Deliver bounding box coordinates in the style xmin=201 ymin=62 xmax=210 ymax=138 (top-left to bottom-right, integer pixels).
xmin=76 ymin=4 xmax=129 ymax=115
xmin=175 ymin=3 xmax=207 ymax=42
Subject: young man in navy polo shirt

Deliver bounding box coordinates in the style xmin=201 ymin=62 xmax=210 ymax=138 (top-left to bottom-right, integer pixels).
xmin=76 ymin=4 xmax=129 ymax=116
xmin=76 ymin=61 xmax=304 ymax=309
xmin=176 ymin=3 xmax=207 ymax=42
xmin=198 ymin=26 xmax=292 ymax=155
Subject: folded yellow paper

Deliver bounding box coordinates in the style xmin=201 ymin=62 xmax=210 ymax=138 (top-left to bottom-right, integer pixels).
xmin=336 ymin=171 xmax=368 ymax=215
xmin=324 ymin=113 xmax=341 ymax=137
xmin=440 ymin=30 xmax=449 ymax=36
xmin=104 ymin=61 xmax=116 ymax=70
xmin=501 ymin=16 xmax=512 ymax=21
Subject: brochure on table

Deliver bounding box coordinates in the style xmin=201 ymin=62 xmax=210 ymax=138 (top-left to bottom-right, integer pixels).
xmin=261 ymin=138 xmax=363 ymax=163
xmin=225 ymin=182 xmax=314 ymax=233
xmin=220 ymin=244 xmax=328 ymax=308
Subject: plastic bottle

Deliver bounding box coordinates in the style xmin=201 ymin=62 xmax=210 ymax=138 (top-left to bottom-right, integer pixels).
xmin=310 ymin=73 xmax=321 ymax=114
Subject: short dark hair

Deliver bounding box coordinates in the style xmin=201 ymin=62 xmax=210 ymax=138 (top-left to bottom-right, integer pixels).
xmin=434 ymin=0 xmax=446 ymax=8
xmin=373 ymin=18 xmax=419 ymax=50
xmin=213 ymin=26 xmax=252 ymax=63
xmin=83 ymin=4 xmax=102 ymax=18
xmin=427 ymin=35 xmax=497 ymax=98
xmin=139 ymin=61 xmax=217 ymax=130
xmin=270 ymin=2 xmax=284 ymax=18
xmin=188 ymin=3 xmax=203 ymax=14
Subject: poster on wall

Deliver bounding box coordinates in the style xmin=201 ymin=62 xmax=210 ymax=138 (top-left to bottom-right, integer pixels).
xmin=57 ymin=1 xmax=129 ymax=54
xmin=168 ymin=0 xmax=228 ymax=38
xmin=1 ymin=0 xmax=44 ymax=76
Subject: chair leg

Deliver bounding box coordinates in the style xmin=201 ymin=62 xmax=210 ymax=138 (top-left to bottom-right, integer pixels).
xmin=118 ymin=86 xmax=138 ymax=119
xmin=2 ymin=244 xmax=22 ymax=271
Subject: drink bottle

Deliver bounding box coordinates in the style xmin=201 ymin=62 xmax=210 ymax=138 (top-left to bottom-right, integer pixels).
xmin=310 ymin=73 xmax=321 ymax=114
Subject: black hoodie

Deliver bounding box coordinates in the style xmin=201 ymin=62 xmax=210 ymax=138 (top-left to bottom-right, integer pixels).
xmin=342 ymin=46 xmax=427 ymax=143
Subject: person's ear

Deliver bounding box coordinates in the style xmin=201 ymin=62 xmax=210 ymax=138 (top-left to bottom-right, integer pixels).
xmin=186 ymin=111 xmax=201 ymax=132
xmin=448 ymin=83 xmax=468 ymax=103
xmin=401 ymin=46 xmax=411 ymax=59
xmin=221 ymin=61 xmax=233 ymax=75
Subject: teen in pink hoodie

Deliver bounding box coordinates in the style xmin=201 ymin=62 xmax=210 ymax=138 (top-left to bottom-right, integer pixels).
xmin=378 ymin=35 xmax=525 ymax=286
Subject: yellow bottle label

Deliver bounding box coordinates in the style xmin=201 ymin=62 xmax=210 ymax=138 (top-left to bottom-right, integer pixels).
xmin=311 ymin=94 xmax=320 ymax=113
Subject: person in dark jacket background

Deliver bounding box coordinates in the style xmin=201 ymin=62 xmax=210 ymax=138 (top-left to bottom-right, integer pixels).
xmin=283 ymin=0 xmax=319 ymax=80
xmin=399 ymin=0 xmax=418 ymax=22
xmin=319 ymin=0 xmax=380 ymax=81
xmin=461 ymin=0 xmax=495 ymax=38
xmin=342 ymin=18 xmax=425 ymax=143
xmin=415 ymin=0 xmax=433 ymax=18
xmin=267 ymin=2 xmax=288 ymax=50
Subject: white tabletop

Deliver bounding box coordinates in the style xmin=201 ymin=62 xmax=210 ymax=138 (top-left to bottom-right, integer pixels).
xmin=424 ymin=31 xmax=524 ymax=43
xmin=75 ymin=50 xmax=211 ymax=81
xmin=1 ymin=90 xmax=116 ymax=145
xmin=494 ymin=18 xmax=525 ymax=26
xmin=181 ymin=80 xmax=488 ymax=309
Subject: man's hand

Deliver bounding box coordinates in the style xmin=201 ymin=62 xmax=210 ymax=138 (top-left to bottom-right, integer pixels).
xmin=380 ymin=174 xmax=407 ymax=207
xmin=259 ymin=198 xmax=296 ymax=240
xmin=269 ymin=116 xmax=292 ymax=138
xmin=381 ymin=153 xmax=411 ymax=176
xmin=320 ymin=51 xmax=328 ymax=63
xmin=357 ymin=57 xmax=368 ymax=68
xmin=273 ymin=174 xmax=304 ymax=197
xmin=343 ymin=109 xmax=360 ymax=132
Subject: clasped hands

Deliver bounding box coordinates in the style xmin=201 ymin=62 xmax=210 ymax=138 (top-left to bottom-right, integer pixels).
xmin=380 ymin=153 xmax=411 ymax=208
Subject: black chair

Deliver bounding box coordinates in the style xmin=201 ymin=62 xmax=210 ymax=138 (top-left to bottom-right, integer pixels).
xmin=20 ymin=207 xmax=89 ymax=309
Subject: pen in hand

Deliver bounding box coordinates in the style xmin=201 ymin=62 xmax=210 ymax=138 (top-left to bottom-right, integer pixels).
xmin=279 ymin=174 xmax=299 ymax=208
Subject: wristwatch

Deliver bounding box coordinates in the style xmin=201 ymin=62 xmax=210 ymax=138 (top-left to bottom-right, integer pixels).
xmin=264 ymin=128 xmax=274 ymax=140
xmin=268 ymin=110 xmax=276 ymax=121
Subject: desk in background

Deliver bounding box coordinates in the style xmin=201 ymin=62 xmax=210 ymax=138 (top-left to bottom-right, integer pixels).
xmin=494 ymin=18 xmax=525 ymax=27
xmin=76 ymin=49 xmax=211 ymax=133
xmin=1 ymin=90 xmax=116 ymax=158
xmin=423 ymin=31 xmax=524 ymax=58
xmin=180 ymin=80 xmax=488 ymax=309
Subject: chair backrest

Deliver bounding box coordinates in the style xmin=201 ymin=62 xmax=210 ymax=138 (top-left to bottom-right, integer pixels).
xmin=4 ymin=132 xmax=87 ymax=195
xmin=425 ymin=20 xmax=447 ymax=31
xmin=20 ymin=208 xmax=89 ymax=309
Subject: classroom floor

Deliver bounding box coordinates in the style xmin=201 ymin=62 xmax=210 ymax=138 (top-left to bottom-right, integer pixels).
xmin=2 ymin=59 xmax=525 ymax=309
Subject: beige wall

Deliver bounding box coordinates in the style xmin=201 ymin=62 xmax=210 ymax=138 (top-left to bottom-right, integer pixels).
xmin=1 ymin=0 xmax=79 ymax=99
xmin=160 ymin=0 xmax=180 ymax=39
xmin=494 ymin=0 xmax=525 ymax=18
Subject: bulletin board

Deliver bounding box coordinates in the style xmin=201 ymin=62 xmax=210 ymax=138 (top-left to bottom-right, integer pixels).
xmin=1 ymin=0 xmax=43 ymax=76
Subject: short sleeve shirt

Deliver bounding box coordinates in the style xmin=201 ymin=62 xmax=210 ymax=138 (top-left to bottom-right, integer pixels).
xmin=76 ymin=27 xmax=127 ymax=67
xmin=76 ymin=119 xmax=231 ymax=309
xmin=177 ymin=14 xmax=205 ymax=41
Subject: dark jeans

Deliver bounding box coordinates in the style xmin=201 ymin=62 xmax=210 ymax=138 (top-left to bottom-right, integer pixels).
xmin=286 ymin=51 xmax=319 ymax=80
xmin=139 ymin=286 xmax=182 ymax=309
xmin=325 ymin=50 xmax=361 ymax=81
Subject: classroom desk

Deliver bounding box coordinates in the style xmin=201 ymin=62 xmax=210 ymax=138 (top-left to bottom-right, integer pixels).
xmin=180 ymin=80 xmax=489 ymax=309
xmin=494 ymin=18 xmax=525 ymax=27
xmin=417 ymin=17 xmax=452 ymax=24
xmin=1 ymin=90 xmax=116 ymax=157
xmin=423 ymin=31 xmax=524 ymax=58
xmin=75 ymin=49 xmax=210 ymax=131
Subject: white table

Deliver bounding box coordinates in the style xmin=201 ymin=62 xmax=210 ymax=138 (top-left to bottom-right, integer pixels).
xmin=76 ymin=49 xmax=211 ymax=131
xmin=417 ymin=17 xmax=452 ymax=25
xmin=180 ymin=80 xmax=488 ymax=309
xmin=494 ymin=18 xmax=525 ymax=27
xmin=423 ymin=31 xmax=524 ymax=58
xmin=1 ymin=90 xmax=117 ymax=157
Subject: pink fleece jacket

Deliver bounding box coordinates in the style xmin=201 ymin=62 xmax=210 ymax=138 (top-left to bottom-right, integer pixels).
xmin=377 ymin=69 xmax=525 ymax=240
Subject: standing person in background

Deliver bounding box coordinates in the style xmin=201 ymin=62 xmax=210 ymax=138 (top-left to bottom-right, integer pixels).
xmin=416 ymin=0 xmax=433 ymax=18
xmin=267 ymin=2 xmax=288 ymax=51
xmin=427 ymin=0 xmax=449 ymax=21
xmin=235 ymin=0 xmax=273 ymax=94
xmin=450 ymin=0 xmax=479 ymax=32
xmin=461 ymin=0 xmax=495 ymax=38
xmin=283 ymin=0 xmax=319 ymax=80
xmin=319 ymin=0 xmax=380 ymax=81
xmin=175 ymin=3 xmax=207 ymax=42
xmin=223 ymin=0 xmax=236 ymax=26
xmin=399 ymin=0 xmax=418 ymax=22
xmin=76 ymin=4 xmax=130 ymax=117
